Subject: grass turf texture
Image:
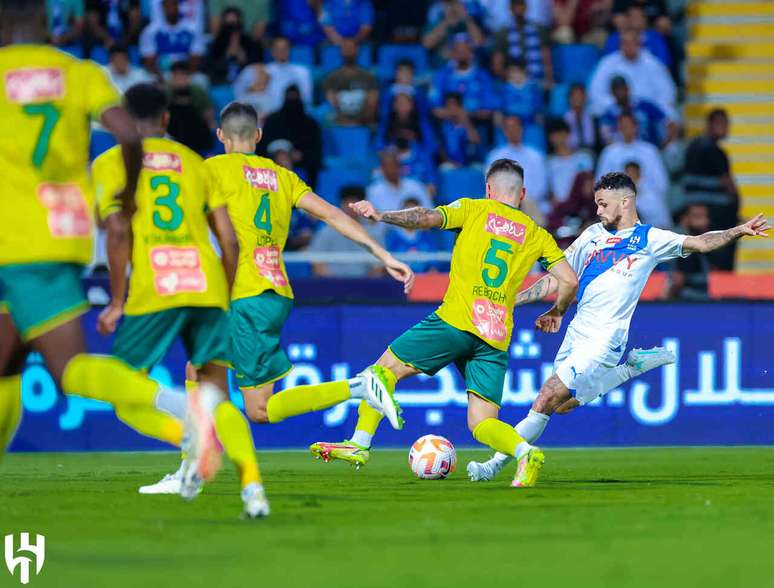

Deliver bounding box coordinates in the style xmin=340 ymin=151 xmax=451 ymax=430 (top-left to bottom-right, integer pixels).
xmin=2 ymin=448 xmax=774 ymax=588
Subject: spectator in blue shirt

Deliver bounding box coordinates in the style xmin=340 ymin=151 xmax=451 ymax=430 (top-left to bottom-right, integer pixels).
xmin=497 ymin=59 xmax=543 ymax=124
xmin=429 ymin=33 xmax=496 ymax=123
xmin=47 ymin=0 xmax=85 ymax=48
xmin=437 ymin=92 xmax=481 ymax=167
xmin=599 ymin=76 xmax=675 ymax=147
xmin=139 ymin=0 xmax=206 ymax=77
xmin=422 ymin=0 xmax=483 ymax=63
xmin=604 ymin=4 xmax=671 ymax=67
xmin=376 ymin=88 xmax=436 ymax=154
xmin=320 ymin=0 xmax=374 ymax=44
xmin=394 ymin=137 xmax=438 ymax=188
xmin=385 ymin=197 xmax=446 ymax=273
xmin=379 ymin=60 xmax=430 ymax=120
xmin=277 ymin=0 xmax=324 ymax=46
xmin=494 ymin=0 xmax=553 ymax=87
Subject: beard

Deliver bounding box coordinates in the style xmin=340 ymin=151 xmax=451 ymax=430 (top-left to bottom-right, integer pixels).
xmin=600 ymin=214 xmax=621 ymax=231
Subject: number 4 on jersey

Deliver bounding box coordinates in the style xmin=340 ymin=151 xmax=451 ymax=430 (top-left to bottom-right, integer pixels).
xmin=253 ymin=193 xmax=272 ymax=233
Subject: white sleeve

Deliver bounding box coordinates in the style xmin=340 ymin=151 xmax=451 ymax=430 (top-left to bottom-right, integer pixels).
xmin=139 ymin=24 xmax=157 ymax=57
xmin=595 ymin=145 xmax=614 ymax=180
xmin=233 ymin=67 xmax=255 ymax=99
xmin=564 ymin=227 xmax=595 ymax=273
xmin=530 ymin=151 xmax=548 ymax=204
xmin=642 ymin=143 xmax=668 ymax=196
xmin=587 ymin=57 xmax=612 ymax=116
xmin=189 ymin=29 xmax=206 ymax=56
xmin=648 ymin=227 xmax=689 ymax=262
xmin=651 ymin=58 xmax=676 ymax=113
xmin=297 ymin=66 xmax=313 ymax=106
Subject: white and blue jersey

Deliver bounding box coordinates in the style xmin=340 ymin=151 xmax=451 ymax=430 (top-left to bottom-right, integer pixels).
xmin=553 ymin=222 xmax=688 ymax=404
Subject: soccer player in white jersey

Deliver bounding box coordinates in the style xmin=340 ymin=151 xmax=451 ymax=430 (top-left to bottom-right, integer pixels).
xmin=468 ymin=172 xmax=770 ymax=485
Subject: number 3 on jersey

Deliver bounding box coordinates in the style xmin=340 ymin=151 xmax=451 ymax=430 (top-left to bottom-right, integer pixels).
xmin=253 ymin=193 xmax=272 ymax=233
xmin=150 ymin=175 xmax=183 ymax=231
xmin=482 ymin=238 xmax=513 ymax=288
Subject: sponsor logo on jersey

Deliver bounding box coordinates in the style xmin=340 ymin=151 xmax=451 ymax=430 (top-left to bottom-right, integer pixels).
xmin=584 ymin=249 xmax=639 ymax=271
xmin=472 ymin=298 xmax=508 ymax=342
xmin=5 ymin=68 xmax=64 ymax=103
xmin=485 ymin=213 xmax=525 ymax=244
xmin=606 ymin=237 xmax=622 ymax=244
xmin=243 ymin=166 xmax=279 ymax=192
xmin=143 ymin=152 xmax=182 ymax=173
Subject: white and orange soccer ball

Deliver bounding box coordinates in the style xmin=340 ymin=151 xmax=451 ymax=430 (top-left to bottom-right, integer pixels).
xmin=408 ymin=435 xmax=457 ymax=479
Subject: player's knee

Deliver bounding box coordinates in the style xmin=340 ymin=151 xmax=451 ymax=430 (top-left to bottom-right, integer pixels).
xmin=244 ymin=401 xmax=270 ymax=424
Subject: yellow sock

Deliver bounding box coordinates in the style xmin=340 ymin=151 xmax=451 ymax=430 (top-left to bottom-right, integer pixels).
xmin=266 ymin=380 xmax=350 ymax=423
xmin=61 ymin=354 xmax=182 ymax=446
xmin=214 ymin=402 xmax=261 ymax=488
xmin=115 ymin=405 xmax=183 ymax=446
xmin=355 ymin=400 xmax=383 ymax=436
xmin=62 ymin=354 xmax=158 ymax=407
xmin=472 ymin=418 xmax=527 ymax=457
xmin=0 ymin=375 xmax=22 ymax=454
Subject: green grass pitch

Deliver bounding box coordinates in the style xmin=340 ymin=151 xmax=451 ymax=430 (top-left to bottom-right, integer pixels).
xmin=3 ymin=448 xmax=774 ymax=588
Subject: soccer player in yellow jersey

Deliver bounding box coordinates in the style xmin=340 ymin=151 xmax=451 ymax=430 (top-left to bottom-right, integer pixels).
xmin=0 ymin=1 xmax=215 ymax=476
xmin=93 ymin=84 xmax=268 ymax=518
xmin=311 ymin=159 xmax=580 ymax=487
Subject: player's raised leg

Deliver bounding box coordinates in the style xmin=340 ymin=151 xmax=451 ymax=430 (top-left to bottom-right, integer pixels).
xmin=0 ymin=310 xmax=26 ymax=457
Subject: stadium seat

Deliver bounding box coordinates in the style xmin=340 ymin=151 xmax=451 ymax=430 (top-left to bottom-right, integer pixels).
xmin=437 ymin=167 xmax=485 ymax=204
xmin=318 ymin=44 xmax=372 ymax=76
xmin=210 ymin=85 xmax=236 ymax=118
xmin=377 ymin=44 xmax=428 ymax=81
xmin=523 ymin=123 xmax=547 ymax=152
xmin=90 ymin=46 xmax=109 ymax=65
xmin=289 ymin=45 xmax=316 ymax=66
xmin=553 ymin=44 xmax=599 ymax=84
xmin=315 ymin=166 xmax=372 ymax=204
xmin=89 ymin=129 xmax=116 ymax=161
xmin=548 ymin=83 xmax=571 ymax=117
xmin=323 ymin=126 xmax=376 ymax=167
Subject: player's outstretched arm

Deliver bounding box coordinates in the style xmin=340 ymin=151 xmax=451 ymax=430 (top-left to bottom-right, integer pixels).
xmin=683 ymin=213 xmax=769 ymax=253
xmin=515 ymin=274 xmax=558 ymax=306
xmin=349 ymin=200 xmax=444 ymax=229
xmin=208 ymin=206 xmax=240 ymax=292
xmin=297 ymin=193 xmax=415 ymax=293
xmin=100 ymin=106 xmax=143 ymax=214
xmin=98 ymin=213 xmax=132 ymax=336
xmin=534 ymin=260 xmax=578 ymax=334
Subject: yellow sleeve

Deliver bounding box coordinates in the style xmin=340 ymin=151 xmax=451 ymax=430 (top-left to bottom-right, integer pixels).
xmin=200 ymin=159 xmax=225 ymax=212
xmin=536 ymin=227 xmax=565 ymax=271
xmin=79 ymin=60 xmax=121 ymax=121
xmin=93 ymin=151 xmax=125 ymax=221
xmin=284 ymin=167 xmax=312 ymax=207
xmin=435 ymin=198 xmax=471 ymax=230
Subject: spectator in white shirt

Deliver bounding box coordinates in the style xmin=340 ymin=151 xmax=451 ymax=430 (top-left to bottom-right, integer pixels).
xmin=624 ymin=160 xmax=671 ymax=228
xmin=546 ymin=118 xmax=594 ymax=204
xmin=596 ymin=113 xmax=670 ymax=228
xmin=106 ymin=45 xmax=153 ymax=94
xmin=485 ymin=115 xmax=548 ymax=211
xmin=233 ymin=63 xmax=273 ymax=121
xmin=264 ymin=36 xmax=313 ymax=113
xmin=367 ymin=148 xmax=433 ymax=212
xmin=588 ymin=28 xmax=676 ymax=117
xmin=563 ymin=83 xmax=598 ymax=152
xmin=140 ymin=0 xmax=206 ymax=77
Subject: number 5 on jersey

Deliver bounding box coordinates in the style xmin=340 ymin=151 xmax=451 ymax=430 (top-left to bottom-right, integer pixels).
xmin=482 ymin=238 xmax=513 ymax=288
xmin=253 ymin=193 xmax=272 ymax=233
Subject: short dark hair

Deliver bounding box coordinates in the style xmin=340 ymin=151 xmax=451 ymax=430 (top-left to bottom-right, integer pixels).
xmin=623 ymin=160 xmax=640 ymax=172
xmin=396 ymin=59 xmax=415 ymax=70
xmin=707 ymin=107 xmax=728 ymax=124
xmin=546 ymin=117 xmax=570 ymax=134
xmin=170 ymin=60 xmax=190 ymax=73
xmin=443 ymin=92 xmax=463 ymax=105
xmin=569 ymin=82 xmax=586 ymax=95
xmin=220 ymin=101 xmax=259 ymax=138
xmin=124 ymin=83 xmax=168 ymax=120
xmin=339 ymin=185 xmax=366 ymax=201
xmin=486 ymin=158 xmax=524 ymax=182
xmin=593 ymin=172 xmax=637 ymax=196
xmin=109 ymin=44 xmax=129 ymax=56
xmin=618 ymin=111 xmax=637 ymax=124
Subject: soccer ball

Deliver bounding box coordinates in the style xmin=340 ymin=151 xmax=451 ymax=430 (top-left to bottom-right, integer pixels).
xmin=408 ymin=435 xmax=456 ymax=479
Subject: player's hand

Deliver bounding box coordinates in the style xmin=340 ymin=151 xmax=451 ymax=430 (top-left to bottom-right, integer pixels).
xmin=534 ymin=306 xmax=563 ymax=334
xmin=740 ymin=213 xmax=770 ymax=237
xmin=115 ymin=187 xmax=137 ymax=217
xmin=385 ymin=256 xmax=415 ymax=294
xmin=349 ymin=200 xmax=383 ymax=222
xmin=97 ymin=302 xmax=124 ymax=336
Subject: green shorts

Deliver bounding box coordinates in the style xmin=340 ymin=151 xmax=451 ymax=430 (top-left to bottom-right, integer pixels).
xmin=389 ymin=312 xmax=509 ymax=406
xmin=113 ymin=306 xmax=229 ymax=370
xmin=0 ymin=263 xmax=88 ymax=341
xmin=230 ymin=291 xmax=294 ymax=388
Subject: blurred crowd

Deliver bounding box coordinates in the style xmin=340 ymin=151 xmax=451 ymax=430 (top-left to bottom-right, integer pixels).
xmin=46 ymin=0 xmax=740 ymax=295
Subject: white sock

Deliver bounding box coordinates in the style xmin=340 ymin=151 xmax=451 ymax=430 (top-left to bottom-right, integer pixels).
xmin=154 ymin=387 xmax=187 ymax=419
xmin=351 ymin=429 xmax=372 ymax=448
xmin=490 ymin=410 xmax=550 ymax=467
xmin=348 ymin=376 xmax=365 ymax=399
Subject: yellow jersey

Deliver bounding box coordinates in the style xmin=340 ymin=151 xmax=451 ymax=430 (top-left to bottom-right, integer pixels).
xmin=0 ymin=44 xmax=120 ymax=266
xmin=435 ymin=198 xmax=564 ymax=351
xmin=204 ymin=154 xmax=312 ymax=302
xmin=94 ymin=137 xmax=229 ymax=315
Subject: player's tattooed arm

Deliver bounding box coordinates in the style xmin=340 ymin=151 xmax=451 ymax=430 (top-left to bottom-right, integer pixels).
xmin=683 ymin=213 xmax=769 ymax=253
xmin=516 ymin=274 xmax=558 ymax=306
xmin=381 ymin=207 xmax=445 ymax=229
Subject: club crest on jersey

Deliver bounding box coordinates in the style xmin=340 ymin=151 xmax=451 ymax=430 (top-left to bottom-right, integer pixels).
xmin=5 ymin=68 xmax=64 ymax=103
xmin=143 ymin=152 xmax=182 ymax=173
xmin=485 ymin=213 xmax=525 ymax=244
xmin=243 ymin=166 xmax=278 ymax=192
xmin=627 ymin=235 xmax=643 ymax=250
